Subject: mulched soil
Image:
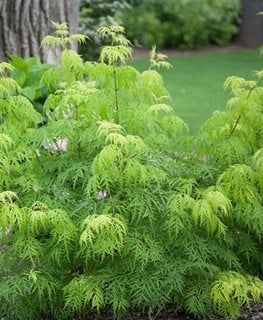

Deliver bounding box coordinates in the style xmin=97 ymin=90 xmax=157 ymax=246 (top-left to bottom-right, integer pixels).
xmin=239 ymin=301 xmax=263 ymax=320
xmin=67 ymin=301 xmax=263 ymax=320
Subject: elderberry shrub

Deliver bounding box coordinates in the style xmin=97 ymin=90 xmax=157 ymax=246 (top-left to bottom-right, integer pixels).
xmin=0 ymin=24 xmax=263 ymax=320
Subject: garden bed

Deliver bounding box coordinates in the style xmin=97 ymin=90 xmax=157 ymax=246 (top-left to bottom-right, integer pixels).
xmin=56 ymin=301 xmax=263 ymax=320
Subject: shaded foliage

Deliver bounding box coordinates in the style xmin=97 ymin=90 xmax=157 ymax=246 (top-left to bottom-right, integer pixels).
xmin=123 ymin=0 xmax=241 ymax=49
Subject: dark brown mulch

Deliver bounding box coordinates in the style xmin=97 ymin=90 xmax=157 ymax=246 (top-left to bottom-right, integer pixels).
xmin=80 ymin=307 xmax=198 ymax=320
xmin=68 ymin=301 xmax=263 ymax=320
xmin=239 ymin=301 xmax=263 ymax=320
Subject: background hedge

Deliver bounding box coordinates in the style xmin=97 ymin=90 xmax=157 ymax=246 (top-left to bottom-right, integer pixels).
xmin=80 ymin=0 xmax=241 ymax=54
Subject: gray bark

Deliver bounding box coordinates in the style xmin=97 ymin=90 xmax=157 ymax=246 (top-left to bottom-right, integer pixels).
xmin=0 ymin=0 xmax=80 ymax=63
xmin=239 ymin=0 xmax=263 ymax=48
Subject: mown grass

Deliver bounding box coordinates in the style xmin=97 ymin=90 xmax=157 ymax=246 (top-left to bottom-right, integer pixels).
xmin=133 ymin=49 xmax=262 ymax=133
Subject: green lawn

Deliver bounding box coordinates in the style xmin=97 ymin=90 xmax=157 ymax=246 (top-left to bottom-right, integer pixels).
xmin=133 ymin=49 xmax=262 ymax=133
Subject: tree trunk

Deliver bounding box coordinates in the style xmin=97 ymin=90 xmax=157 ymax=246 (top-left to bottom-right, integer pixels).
xmin=239 ymin=0 xmax=263 ymax=48
xmin=0 ymin=0 xmax=80 ymax=63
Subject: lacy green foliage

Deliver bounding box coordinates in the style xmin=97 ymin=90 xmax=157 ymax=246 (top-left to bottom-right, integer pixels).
xmin=149 ymin=45 xmax=172 ymax=70
xmin=211 ymin=272 xmax=263 ymax=319
xmin=123 ymin=0 xmax=241 ymax=49
xmin=42 ymin=22 xmax=87 ymax=50
xmin=0 ymin=25 xmax=263 ymax=320
xmin=98 ymin=26 xmax=132 ymax=65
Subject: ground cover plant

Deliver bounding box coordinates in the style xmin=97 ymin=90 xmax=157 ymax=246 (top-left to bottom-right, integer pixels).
xmin=0 ymin=24 xmax=263 ymax=320
xmin=133 ymin=49 xmax=262 ymax=133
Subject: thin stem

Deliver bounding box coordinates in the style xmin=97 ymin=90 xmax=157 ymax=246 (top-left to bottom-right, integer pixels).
xmin=113 ymin=65 xmax=119 ymax=123
xmin=228 ymin=112 xmax=242 ymax=139
xmin=228 ymin=85 xmax=255 ymax=139
xmin=75 ymin=104 xmax=81 ymax=159
xmin=11 ymin=110 xmax=21 ymax=121
xmin=34 ymin=150 xmax=44 ymax=171
xmin=77 ymin=140 xmax=81 ymax=159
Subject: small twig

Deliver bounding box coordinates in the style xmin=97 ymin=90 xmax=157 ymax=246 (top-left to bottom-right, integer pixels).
xmin=148 ymin=308 xmax=153 ymax=320
xmin=228 ymin=112 xmax=242 ymax=139
xmin=113 ymin=65 xmax=120 ymax=123
xmin=11 ymin=110 xmax=21 ymax=121
xmin=227 ymin=85 xmax=256 ymax=139
xmin=34 ymin=150 xmax=45 ymax=171
xmin=75 ymin=104 xmax=81 ymax=158
xmin=148 ymin=307 xmax=161 ymax=320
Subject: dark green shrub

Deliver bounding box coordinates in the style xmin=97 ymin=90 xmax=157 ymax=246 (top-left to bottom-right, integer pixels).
xmin=123 ymin=0 xmax=241 ymax=49
xmin=0 ymin=25 xmax=263 ymax=320
xmin=79 ymin=0 xmax=129 ymax=58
